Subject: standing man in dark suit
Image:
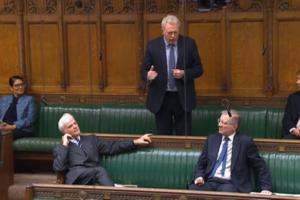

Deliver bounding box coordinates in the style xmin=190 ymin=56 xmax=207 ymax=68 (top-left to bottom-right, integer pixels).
xmin=53 ymin=113 xmax=152 ymax=185
xmin=141 ymin=15 xmax=203 ymax=135
xmin=189 ymin=110 xmax=272 ymax=194
xmin=282 ymin=70 xmax=300 ymax=139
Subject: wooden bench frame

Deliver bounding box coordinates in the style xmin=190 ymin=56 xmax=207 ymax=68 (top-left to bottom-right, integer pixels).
xmin=25 ymin=183 xmax=300 ymax=200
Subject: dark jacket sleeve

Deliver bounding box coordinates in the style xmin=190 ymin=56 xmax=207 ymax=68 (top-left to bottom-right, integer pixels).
xmin=246 ymin=138 xmax=272 ymax=191
xmin=53 ymin=144 xmax=69 ymax=173
xmin=96 ymin=138 xmax=137 ymax=155
xmin=183 ymin=38 xmax=203 ymax=80
xmin=193 ymin=139 xmax=209 ymax=179
xmin=282 ymin=93 xmax=300 ymax=136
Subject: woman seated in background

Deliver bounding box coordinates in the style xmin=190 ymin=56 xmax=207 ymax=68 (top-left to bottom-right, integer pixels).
xmin=282 ymin=70 xmax=300 ymax=139
xmin=0 ymin=75 xmax=37 ymax=140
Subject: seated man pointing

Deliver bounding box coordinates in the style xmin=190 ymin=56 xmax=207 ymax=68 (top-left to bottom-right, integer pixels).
xmin=53 ymin=113 xmax=152 ymax=185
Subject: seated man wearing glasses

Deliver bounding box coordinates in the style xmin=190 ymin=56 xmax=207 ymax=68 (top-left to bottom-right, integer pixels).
xmin=189 ymin=110 xmax=272 ymax=194
xmin=0 ymin=75 xmax=37 ymax=140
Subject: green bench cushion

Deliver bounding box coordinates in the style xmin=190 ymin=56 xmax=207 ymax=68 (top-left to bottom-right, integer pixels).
xmin=13 ymin=138 xmax=60 ymax=152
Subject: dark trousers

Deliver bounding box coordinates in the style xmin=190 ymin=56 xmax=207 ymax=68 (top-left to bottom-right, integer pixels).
xmin=189 ymin=177 xmax=238 ymax=192
xmin=13 ymin=129 xmax=33 ymax=140
xmin=155 ymin=92 xmax=191 ymax=135
xmin=73 ymin=166 xmax=114 ymax=186
xmin=282 ymin=133 xmax=300 ymax=139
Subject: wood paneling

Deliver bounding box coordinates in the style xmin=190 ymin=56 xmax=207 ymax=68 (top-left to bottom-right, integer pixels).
xmin=0 ymin=0 xmax=300 ymax=106
xmin=189 ymin=21 xmax=224 ymax=94
xmin=0 ymin=23 xmax=20 ymax=91
xmin=26 ymin=23 xmax=63 ymax=93
xmin=229 ymin=21 xmax=264 ymax=96
xmin=66 ymin=23 xmax=101 ymax=94
xmin=104 ymin=22 xmax=138 ymax=94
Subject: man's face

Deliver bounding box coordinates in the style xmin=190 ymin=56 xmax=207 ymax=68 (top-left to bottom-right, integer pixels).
xmin=162 ymin=22 xmax=179 ymax=44
xmin=297 ymin=74 xmax=300 ymax=90
xmin=218 ymin=114 xmax=237 ymax=137
xmin=10 ymin=79 xmax=25 ymax=97
xmin=63 ymin=117 xmax=80 ymax=138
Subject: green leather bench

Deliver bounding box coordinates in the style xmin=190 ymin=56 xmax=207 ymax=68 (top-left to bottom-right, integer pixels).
xmin=100 ymin=148 xmax=300 ymax=194
xmin=13 ymin=104 xmax=284 ymax=153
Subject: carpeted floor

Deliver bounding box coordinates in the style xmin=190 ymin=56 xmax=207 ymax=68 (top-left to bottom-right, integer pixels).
xmin=8 ymin=173 xmax=56 ymax=200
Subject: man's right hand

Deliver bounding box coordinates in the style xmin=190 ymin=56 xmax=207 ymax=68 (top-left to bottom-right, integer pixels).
xmin=147 ymin=65 xmax=157 ymax=81
xmin=194 ymin=177 xmax=205 ymax=186
xmin=291 ymin=128 xmax=300 ymax=137
xmin=62 ymin=133 xmax=72 ymax=146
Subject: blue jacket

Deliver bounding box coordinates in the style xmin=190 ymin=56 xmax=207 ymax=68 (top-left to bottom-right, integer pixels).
xmin=0 ymin=95 xmax=37 ymax=133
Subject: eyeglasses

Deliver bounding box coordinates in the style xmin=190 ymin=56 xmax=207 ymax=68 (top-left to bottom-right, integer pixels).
xmin=13 ymin=83 xmax=25 ymax=88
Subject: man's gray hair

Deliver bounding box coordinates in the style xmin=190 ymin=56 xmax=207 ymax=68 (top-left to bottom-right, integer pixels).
xmin=58 ymin=113 xmax=74 ymax=133
xmin=161 ymin=15 xmax=180 ymax=29
xmin=221 ymin=109 xmax=240 ymax=126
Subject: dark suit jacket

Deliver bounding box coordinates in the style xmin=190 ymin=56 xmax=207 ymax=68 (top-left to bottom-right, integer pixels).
xmin=193 ymin=132 xmax=272 ymax=193
xmin=282 ymin=91 xmax=300 ymax=137
xmin=53 ymin=135 xmax=136 ymax=184
xmin=141 ymin=35 xmax=203 ymax=114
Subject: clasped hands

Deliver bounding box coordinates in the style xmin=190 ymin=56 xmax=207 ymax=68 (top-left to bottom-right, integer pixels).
xmin=0 ymin=122 xmax=16 ymax=134
xmin=147 ymin=65 xmax=184 ymax=81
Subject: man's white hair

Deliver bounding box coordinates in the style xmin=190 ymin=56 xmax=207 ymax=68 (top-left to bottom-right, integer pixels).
xmin=161 ymin=15 xmax=180 ymax=29
xmin=58 ymin=113 xmax=74 ymax=133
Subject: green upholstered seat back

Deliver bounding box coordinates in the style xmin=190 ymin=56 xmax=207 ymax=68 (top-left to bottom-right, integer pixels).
xmin=100 ymin=104 xmax=156 ymax=134
xmin=236 ymin=107 xmax=267 ymax=138
xmin=35 ymin=105 xmax=102 ymax=138
xmin=265 ymin=108 xmax=284 ymax=139
xmin=261 ymin=152 xmax=300 ymax=194
xmin=192 ymin=105 xmax=222 ymax=136
xmin=34 ymin=104 xmax=283 ymax=138
xmin=102 ymin=148 xmax=200 ymax=189
xmin=193 ymin=106 xmax=267 ymax=138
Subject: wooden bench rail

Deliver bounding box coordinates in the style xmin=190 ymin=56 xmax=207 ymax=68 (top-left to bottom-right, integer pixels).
xmin=25 ymin=183 xmax=300 ymax=200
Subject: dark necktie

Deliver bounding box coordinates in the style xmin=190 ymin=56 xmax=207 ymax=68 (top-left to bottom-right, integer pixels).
xmin=209 ymin=137 xmax=229 ymax=178
xmin=168 ymin=44 xmax=176 ymax=90
xmin=75 ymin=138 xmax=81 ymax=148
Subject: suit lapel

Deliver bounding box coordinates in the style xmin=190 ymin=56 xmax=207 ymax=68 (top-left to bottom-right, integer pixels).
xmin=231 ymin=132 xmax=241 ymax=170
xmin=159 ymin=37 xmax=167 ymax=75
xmin=177 ymin=36 xmax=184 ymax=69
xmin=212 ymin=134 xmax=222 ymax=162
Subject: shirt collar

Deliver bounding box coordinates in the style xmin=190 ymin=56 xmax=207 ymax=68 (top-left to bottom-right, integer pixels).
xmin=223 ymin=132 xmax=236 ymax=141
xmin=163 ymin=37 xmax=177 ymax=47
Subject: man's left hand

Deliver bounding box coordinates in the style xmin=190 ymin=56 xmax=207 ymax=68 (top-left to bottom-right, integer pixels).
xmin=134 ymin=134 xmax=152 ymax=146
xmin=173 ymin=69 xmax=184 ymax=79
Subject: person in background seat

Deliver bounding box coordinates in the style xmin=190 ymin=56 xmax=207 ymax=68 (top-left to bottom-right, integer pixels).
xmin=282 ymin=70 xmax=300 ymax=139
xmin=0 ymin=75 xmax=37 ymax=140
